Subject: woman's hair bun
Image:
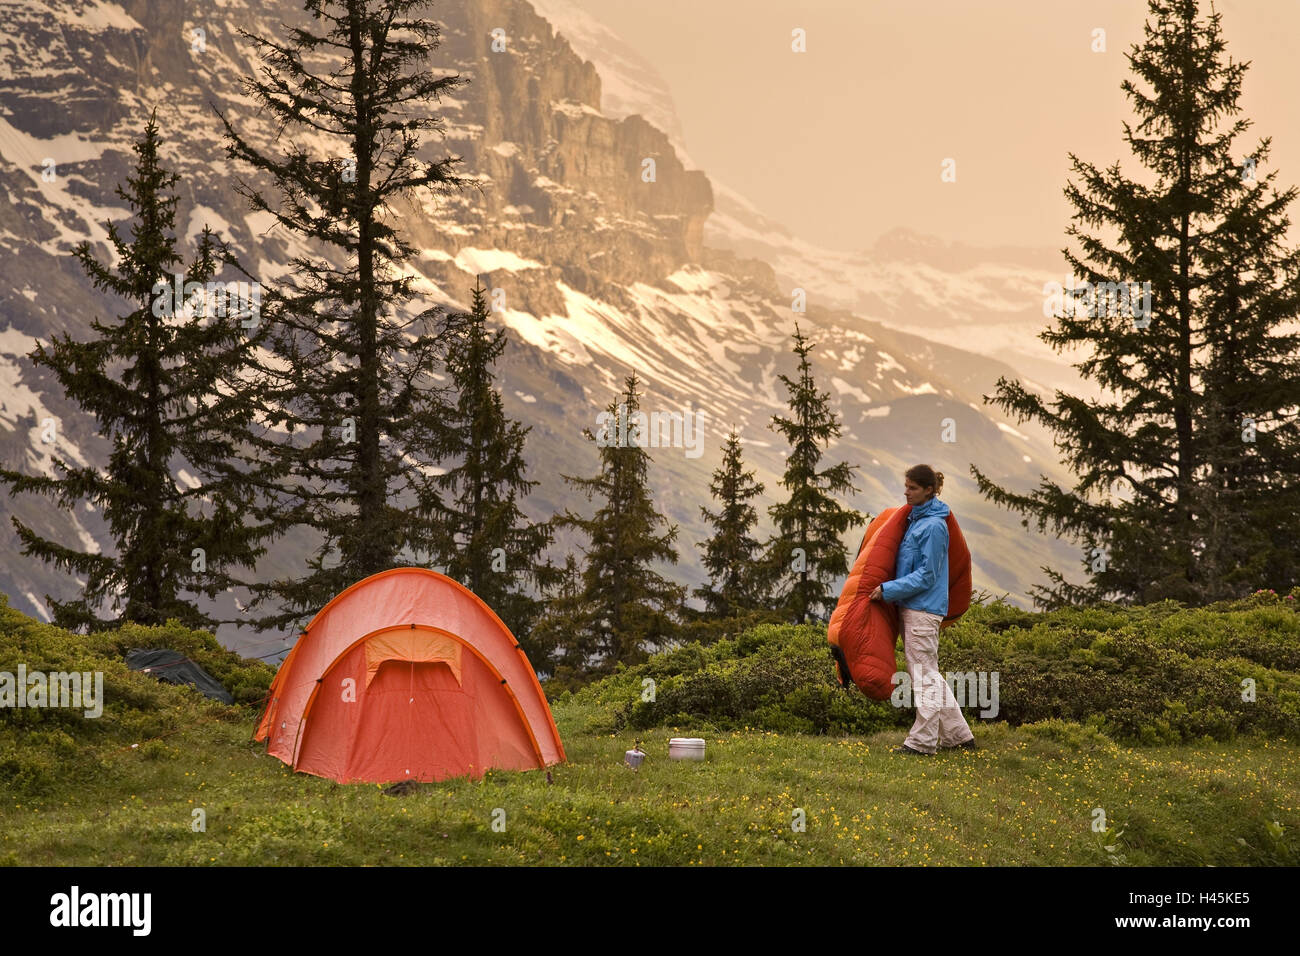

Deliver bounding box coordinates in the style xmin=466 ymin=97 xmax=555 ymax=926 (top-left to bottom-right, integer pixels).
xmin=905 ymin=464 xmax=944 ymax=496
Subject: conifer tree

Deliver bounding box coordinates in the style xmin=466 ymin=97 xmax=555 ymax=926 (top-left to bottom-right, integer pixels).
xmin=527 ymin=554 xmax=592 ymax=689
xmin=218 ymin=0 xmax=477 ymax=627
xmin=766 ymin=325 xmax=865 ymax=624
xmin=559 ymin=373 xmax=685 ymax=674
xmin=430 ymin=277 xmax=556 ymax=648
xmin=695 ymin=429 xmax=767 ymax=616
xmin=971 ymin=0 xmax=1300 ymax=607
xmin=0 ymin=115 xmax=273 ymax=631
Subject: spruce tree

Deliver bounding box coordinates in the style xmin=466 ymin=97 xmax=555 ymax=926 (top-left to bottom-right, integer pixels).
xmin=0 ymin=114 xmax=273 ymax=631
xmin=559 ymin=372 xmax=686 ymax=674
xmin=971 ymin=0 xmax=1300 ymax=607
xmin=766 ymin=325 xmax=866 ymax=625
xmin=218 ymin=0 xmax=476 ymax=627
xmin=695 ymin=429 xmax=767 ymax=616
xmin=527 ymin=553 xmax=592 ymax=690
xmin=430 ymin=277 xmax=556 ymax=649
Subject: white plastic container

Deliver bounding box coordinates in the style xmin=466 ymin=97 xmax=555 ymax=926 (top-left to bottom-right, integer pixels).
xmin=624 ymin=748 xmax=645 ymax=769
xmin=668 ymin=737 xmax=706 ymax=761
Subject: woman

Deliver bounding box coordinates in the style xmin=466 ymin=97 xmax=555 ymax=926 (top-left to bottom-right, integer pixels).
xmin=868 ymin=464 xmax=976 ymax=755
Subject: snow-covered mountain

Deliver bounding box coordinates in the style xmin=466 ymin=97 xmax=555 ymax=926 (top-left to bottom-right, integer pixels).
xmin=0 ymin=0 xmax=1081 ymax=655
xmin=530 ymin=0 xmax=1093 ymax=401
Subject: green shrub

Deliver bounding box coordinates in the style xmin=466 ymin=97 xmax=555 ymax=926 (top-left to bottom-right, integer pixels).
xmin=0 ymin=593 xmax=276 ymax=786
xmin=568 ymin=590 xmax=1300 ymax=746
xmin=139 ymin=739 xmax=180 ymax=761
xmin=0 ymin=728 xmax=83 ymax=796
xmin=1020 ymin=717 xmax=1117 ymax=751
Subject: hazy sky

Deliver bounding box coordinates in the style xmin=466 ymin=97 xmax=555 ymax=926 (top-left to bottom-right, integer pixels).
xmin=566 ymin=0 xmax=1300 ymax=253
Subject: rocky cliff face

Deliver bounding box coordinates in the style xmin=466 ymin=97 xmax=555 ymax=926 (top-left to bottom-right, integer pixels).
xmin=415 ymin=0 xmax=715 ymax=306
xmin=0 ymin=0 xmax=1079 ymax=649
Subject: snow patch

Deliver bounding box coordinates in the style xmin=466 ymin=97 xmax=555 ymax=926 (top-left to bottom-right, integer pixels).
xmin=892 ymin=379 xmax=938 ymax=396
xmin=875 ymin=351 xmax=905 ymax=374
xmin=63 ymin=0 xmax=142 ymax=30
xmin=664 ymin=266 xmax=723 ymax=294
xmin=186 ymin=205 xmax=233 ymax=244
xmin=552 ymin=99 xmax=602 ymax=119
xmin=22 ymin=591 xmax=50 ymax=622
xmin=0 ymin=113 xmax=127 ymax=252
xmin=454 ymin=247 xmax=545 ymax=274
xmin=830 ymin=376 xmax=872 ymax=404
xmin=997 ymin=421 xmax=1029 ymax=440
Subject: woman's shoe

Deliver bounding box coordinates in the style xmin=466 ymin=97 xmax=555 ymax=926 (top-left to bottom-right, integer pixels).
xmin=941 ymin=739 xmax=977 ymax=750
xmin=892 ymin=744 xmax=932 ymax=755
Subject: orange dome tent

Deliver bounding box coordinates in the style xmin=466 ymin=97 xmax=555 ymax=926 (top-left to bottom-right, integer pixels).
xmin=827 ymin=506 xmax=972 ymax=700
xmin=255 ymin=568 xmax=565 ymax=784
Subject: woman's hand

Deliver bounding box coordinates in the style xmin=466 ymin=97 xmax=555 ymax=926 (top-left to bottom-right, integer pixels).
xmin=869 ymin=585 xmax=883 ymax=601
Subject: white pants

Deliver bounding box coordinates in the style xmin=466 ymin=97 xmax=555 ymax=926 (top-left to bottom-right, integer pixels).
xmin=901 ymin=607 xmax=974 ymax=754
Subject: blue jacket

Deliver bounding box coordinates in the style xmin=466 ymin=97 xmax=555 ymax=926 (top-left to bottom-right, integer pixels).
xmin=880 ymin=496 xmax=950 ymax=616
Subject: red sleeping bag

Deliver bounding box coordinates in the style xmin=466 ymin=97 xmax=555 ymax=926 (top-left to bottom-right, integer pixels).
xmin=827 ymin=505 xmax=972 ymax=700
